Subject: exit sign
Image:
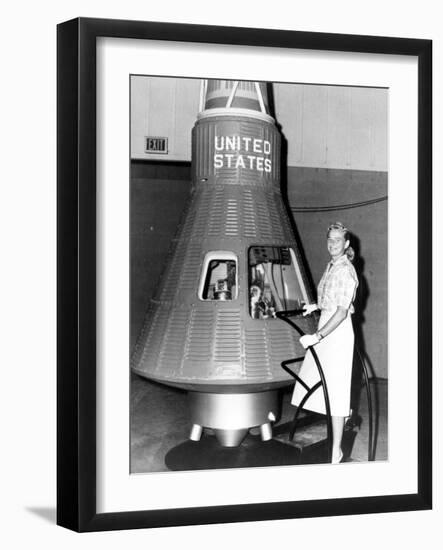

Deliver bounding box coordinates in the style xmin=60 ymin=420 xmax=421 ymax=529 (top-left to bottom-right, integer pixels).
xmin=144 ymin=136 xmax=168 ymax=154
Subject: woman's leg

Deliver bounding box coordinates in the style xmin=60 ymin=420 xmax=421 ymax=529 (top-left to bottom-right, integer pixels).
xmin=331 ymin=416 xmax=345 ymax=463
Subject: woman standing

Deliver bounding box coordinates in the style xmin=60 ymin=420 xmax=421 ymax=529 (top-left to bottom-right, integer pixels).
xmin=292 ymin=222 xmax=359 ymax=464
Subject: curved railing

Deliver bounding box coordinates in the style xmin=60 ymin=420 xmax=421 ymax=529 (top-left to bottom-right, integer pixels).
xmin=355 ymin=346 xmax=375 ymax=461
xmin=276 ymin=309 xmax=375 ymax=463
xmin=276 ymin=309 xmax=333 ymax=463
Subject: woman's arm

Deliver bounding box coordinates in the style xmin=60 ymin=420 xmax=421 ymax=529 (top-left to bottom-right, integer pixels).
xmin=317 ymin=306 xmax=348 ymax=339
xmin=299 ymin=306 xmax=348 ymax=348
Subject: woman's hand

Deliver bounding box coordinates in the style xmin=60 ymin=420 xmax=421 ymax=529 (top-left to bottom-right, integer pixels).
xmin=302 ymin=303 xmax=318 ymax=316
xmin=300 ymin=334 xmax=320 ymax=348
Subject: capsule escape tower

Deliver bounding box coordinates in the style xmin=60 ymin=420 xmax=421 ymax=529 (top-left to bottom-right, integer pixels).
xmin=132 ymin=79 xmax=316 ymax=447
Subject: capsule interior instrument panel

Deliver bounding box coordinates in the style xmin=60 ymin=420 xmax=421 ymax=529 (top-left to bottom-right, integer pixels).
xmin=131 ymin=79 xmax=317 ymax=447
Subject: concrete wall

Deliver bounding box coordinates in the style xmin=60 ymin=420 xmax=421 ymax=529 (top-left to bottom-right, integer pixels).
xmin=131 ymin=162 xmax=387 ymax=379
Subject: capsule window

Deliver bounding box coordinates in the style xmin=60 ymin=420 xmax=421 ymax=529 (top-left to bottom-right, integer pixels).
xmin=248 ymin=246 xmax=308 ymax=319
xmin=199 ymin=252 xmax=238 ymax=301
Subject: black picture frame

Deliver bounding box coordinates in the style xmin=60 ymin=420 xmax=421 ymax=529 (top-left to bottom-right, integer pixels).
xmin=57 ymin=17 xmax=432 ymax=532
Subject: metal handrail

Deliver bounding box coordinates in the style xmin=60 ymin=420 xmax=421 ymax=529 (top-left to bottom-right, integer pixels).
xmin=277 ymin=308 xmax=375 ymax=462
xmin=355 ymin=346 xmax=375 ymax=461
xmin=276 ymin=309 xmax=333 ymax=463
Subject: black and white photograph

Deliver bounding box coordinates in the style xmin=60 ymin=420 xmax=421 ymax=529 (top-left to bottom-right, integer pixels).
xmin=44 ymin=7 xmax=435 ymax=540
xmin=1 ymin=0 xmax=440 ymax=546
xmin=129 ymin=76 xmax=388 ymax=473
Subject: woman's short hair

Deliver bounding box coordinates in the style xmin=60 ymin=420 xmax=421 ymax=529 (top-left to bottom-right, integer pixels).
xmin=327 ymin=222 xmax=355 ymax=261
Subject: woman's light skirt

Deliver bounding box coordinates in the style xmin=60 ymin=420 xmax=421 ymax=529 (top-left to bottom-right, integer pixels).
xmin=291 ymin=310 xmax=354 ymax=417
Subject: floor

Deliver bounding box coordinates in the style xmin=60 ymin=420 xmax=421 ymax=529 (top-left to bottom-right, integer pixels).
xmin=130 ymin=375 xmax=388 ymax=473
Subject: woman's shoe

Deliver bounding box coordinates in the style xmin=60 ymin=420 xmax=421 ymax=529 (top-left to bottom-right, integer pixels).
xmin=332 ymin=450 xmax=343 ymax=464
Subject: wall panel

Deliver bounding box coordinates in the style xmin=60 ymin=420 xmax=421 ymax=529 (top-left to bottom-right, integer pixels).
xmin=131 ymin=78 xmax=387 ymax=172
xmin=326 ymin=87 xmax=351 ymax=168
xmin=131 ymin=76 xmax=200 ymax=160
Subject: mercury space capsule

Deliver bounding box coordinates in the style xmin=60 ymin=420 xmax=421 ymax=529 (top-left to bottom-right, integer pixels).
xmin=131 ymin=79 xmax=317 ymax=446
